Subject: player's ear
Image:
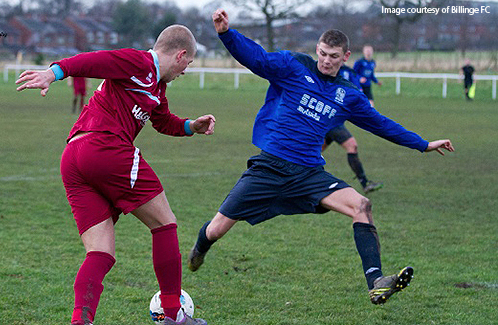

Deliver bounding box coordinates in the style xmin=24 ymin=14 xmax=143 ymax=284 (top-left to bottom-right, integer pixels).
xmin=343 ymin=50 xmax=351 ymax=62
xmin=176 ymin=49 xmax=187 ymax=62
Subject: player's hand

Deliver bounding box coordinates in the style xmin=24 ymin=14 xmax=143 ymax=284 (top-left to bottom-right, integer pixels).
xmin=191 ymin=114 xmax=216 ymax=135
xmin=377 ymin=81 xmax=383 ymax=86
xmin=15 ymin=69 xmax=55 ymax=97
xmin=425 ymin=139 xmax=454 ymax=156
xmin=212 ymin=9 xmax=229 ymax=34
xmin=360 ymin=77 xmax=367 ymax=84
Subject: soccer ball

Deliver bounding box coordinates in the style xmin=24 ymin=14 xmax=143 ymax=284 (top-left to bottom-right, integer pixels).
xmin=149 ymin=289 xmax=195 ymax=324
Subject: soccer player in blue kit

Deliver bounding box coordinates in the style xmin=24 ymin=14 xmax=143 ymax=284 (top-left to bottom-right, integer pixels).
xmin=189 ymin=9 xmax=454 ymax=305
xmin=323 ymin=64 xmax=383 ymax=194
xmin=354 ymin=45 xmax=382 ymax=107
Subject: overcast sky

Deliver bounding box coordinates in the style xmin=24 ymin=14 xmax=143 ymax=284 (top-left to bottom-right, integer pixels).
xmin=3 ymin=0 xmax=219 ymax=10
xmin=4 ymin=0 xmax=498 ymax=11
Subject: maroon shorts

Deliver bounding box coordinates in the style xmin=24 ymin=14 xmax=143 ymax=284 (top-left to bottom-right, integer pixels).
xmin=60 ymin=132 xmax=164 ymax=235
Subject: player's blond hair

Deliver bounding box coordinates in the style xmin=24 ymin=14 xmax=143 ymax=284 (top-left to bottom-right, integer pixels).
xmin=153 ymin=25 xmax=196 ymax=57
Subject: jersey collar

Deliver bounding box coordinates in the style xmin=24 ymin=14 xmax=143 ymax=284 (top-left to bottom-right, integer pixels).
xmin=148 ymin=49 xmax=161 ymax=83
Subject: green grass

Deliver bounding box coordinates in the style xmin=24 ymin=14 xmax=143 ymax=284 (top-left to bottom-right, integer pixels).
xmin=1 ymin=74 xmax=497 ymax=325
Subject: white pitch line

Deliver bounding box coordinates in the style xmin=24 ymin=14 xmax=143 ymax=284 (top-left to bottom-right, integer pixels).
xmin=0 ymin=175 xmax=61 ymax=182
xmin=1 ymin=171 xmax=229 ymax=182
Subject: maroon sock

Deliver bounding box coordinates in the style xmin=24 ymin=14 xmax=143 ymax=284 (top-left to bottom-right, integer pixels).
xmin=71 ymin=251 xmax=115 ymax=325
xmin=151 ymin=223 xmax=182 ymax=320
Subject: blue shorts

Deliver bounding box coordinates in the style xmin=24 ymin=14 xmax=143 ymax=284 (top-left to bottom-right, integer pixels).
xmin=218 ymin=151 xmax=350 ymax=225
xmin=324 ymin=124 xmax=353 ymax=145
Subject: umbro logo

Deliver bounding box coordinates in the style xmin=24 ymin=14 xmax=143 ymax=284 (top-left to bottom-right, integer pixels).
xmin=305 ymin=75 xmax=315 ymax=83
xmin=329 ymin=182 xmax=338 ymax=189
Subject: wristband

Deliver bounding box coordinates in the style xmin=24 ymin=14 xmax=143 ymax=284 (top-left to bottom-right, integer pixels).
xmin=50 ymin=64 xmax=64 ymax=81
xmin=184 ymin=120 xmax=194 ymax=135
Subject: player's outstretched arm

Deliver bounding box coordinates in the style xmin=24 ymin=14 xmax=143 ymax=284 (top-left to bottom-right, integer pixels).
xmin=212 ymin=9 xmax=229 ymax=34
xmin=16 ymin=69 xmax=55 ymax=97
xmin=425 ymin=139 xmax=454 ymax=156
xmin=190 ymin=114 xmax=216 ymax=135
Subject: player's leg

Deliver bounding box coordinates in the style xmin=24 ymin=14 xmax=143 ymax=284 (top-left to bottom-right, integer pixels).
xmin=188 ymin=212 xmax=237 ymax=271
xmin=61 ymin=136 xmax=119 ymax=325
xmin=79 ymin=94 xmax=85 ymax=112
xmin=189 ymin=153 xmax=280 ymax=272
xmin=321 ymin=128 xmax=336 ymax=152
xmin=72 ymin=218 xmax=116 ymax=325
xmin=131 ymin=191 xmax=187 ymax=321
xmin=320 ymin=188 xmax=412 ymax=304
xmin=341 ymin=137 xmax=383 ymax=193
xmin=131 ymin=194 xmax=207 ymax=325
xmin=362 ymin=86 xmax=375 ymax=107
xmin=72 ymin=95 xmax=77 ymax=113
xmin=464 ymin=81 xmax=471 ymax=100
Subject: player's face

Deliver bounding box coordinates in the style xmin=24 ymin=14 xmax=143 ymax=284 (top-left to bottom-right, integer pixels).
xmin=316 ymin=42 xmax=350 ymax=77
xmin=363 ymin=46 xmax=373 ymax=60
xmin=168 ymin=50 xmax=195 ymax=82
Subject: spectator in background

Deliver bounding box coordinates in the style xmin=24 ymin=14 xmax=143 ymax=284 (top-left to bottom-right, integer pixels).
xmin=461 ymin=59 xmax=475 ymax=101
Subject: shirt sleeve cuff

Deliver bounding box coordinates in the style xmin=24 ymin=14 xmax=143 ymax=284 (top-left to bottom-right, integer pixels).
xmin=184 ymin=120 xmax=194 ymax=135
xmin=50 ymin=64 xmax=64 ymax=81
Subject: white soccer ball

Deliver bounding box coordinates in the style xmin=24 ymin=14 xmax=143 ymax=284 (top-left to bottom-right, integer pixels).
xmin=149 ymin=289 xmax=195 ymax=324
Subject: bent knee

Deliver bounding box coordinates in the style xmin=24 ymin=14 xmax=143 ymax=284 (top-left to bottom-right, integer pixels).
xmin=342 ymin=138 xmax=358 ymax=153
xmin=206 ymin=214 xmax=237 ymax=240
xmin=352 ymin=196 xmax=373 ymax=223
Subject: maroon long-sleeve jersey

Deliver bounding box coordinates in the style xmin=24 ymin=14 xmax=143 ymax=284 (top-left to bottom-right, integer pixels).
xmin=53 ymin=48 xmax=189 ymax=144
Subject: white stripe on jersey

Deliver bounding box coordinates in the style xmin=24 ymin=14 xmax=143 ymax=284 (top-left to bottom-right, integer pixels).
xmin=130 ymin=147 xmax=140 ymax=188
xmin=130 ymin=76 xmax=154 ymax=87
xmin=125 ymin=88 xmax=160 ymax=105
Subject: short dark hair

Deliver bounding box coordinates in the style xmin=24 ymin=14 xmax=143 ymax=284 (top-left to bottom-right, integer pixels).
xmin=318 ymin=29 xmax=349 ymax=53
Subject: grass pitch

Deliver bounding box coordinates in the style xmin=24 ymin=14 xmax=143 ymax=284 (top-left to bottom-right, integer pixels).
xmin=1 ymin=73 xmax=497 ymax=325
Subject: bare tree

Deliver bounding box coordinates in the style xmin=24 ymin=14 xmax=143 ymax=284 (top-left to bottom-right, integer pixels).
xmin=232 ymin=0 xmax=308 ymax=52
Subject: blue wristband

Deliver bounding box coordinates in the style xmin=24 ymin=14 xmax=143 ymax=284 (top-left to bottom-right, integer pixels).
xmin=184 ymin=120 xmax=193 ymax=135
xmin=50 ymin=64 xmax=64 ymax=81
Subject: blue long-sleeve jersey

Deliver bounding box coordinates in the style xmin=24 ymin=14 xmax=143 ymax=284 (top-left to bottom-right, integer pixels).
xmin=353 ymin=58 xmax=379 ymax=87
xmin=339 ymin=65 xmax=362 ymax=89
xmin=219 ymin=29 xmax=428 ymax=167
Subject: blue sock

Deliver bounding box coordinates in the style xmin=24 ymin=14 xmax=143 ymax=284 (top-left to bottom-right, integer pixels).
xmin=195 ymin=221 xmax=216 ymax=254
xmin=353 ymin=222 xmax=383 ymax=289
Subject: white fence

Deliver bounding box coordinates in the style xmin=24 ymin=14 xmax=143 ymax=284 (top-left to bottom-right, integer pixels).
xmin=376 ymin=72 xmax=497 ymax=100
xmin=4 ymin=64 xmax=47 ymax=82
xmin=5 ymin=64 xmax=497 ymax=99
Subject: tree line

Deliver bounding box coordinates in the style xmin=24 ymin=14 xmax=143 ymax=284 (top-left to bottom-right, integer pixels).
xmin=2 ymin=0 xmax=497 ymax=57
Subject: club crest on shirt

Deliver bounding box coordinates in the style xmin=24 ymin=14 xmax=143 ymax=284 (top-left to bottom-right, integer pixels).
xmin=335 ymin=87 xmax=346 ymax=104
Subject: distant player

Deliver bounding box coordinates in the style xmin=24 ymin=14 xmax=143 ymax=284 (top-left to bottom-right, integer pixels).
xmin=188 ymin=9 xmax=454 ymax=307
xmin=322 ymin=64 xmax=383 ymax=194
xmin=16 ymin=25 xmax=213 ymax=325
xmin=354 ymin=45 xmax=382 ymax=107
xmin=68 ymin=76 xmax=90 ymax=113
xmin=461 ymin=59 xmax=475 ymax=101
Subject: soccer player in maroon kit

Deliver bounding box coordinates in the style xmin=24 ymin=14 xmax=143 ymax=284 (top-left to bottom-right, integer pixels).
xmin=16 ymin=25 xmax=213 ymax=325
xmin=68 ymin=76 xmax=89 ymax=113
